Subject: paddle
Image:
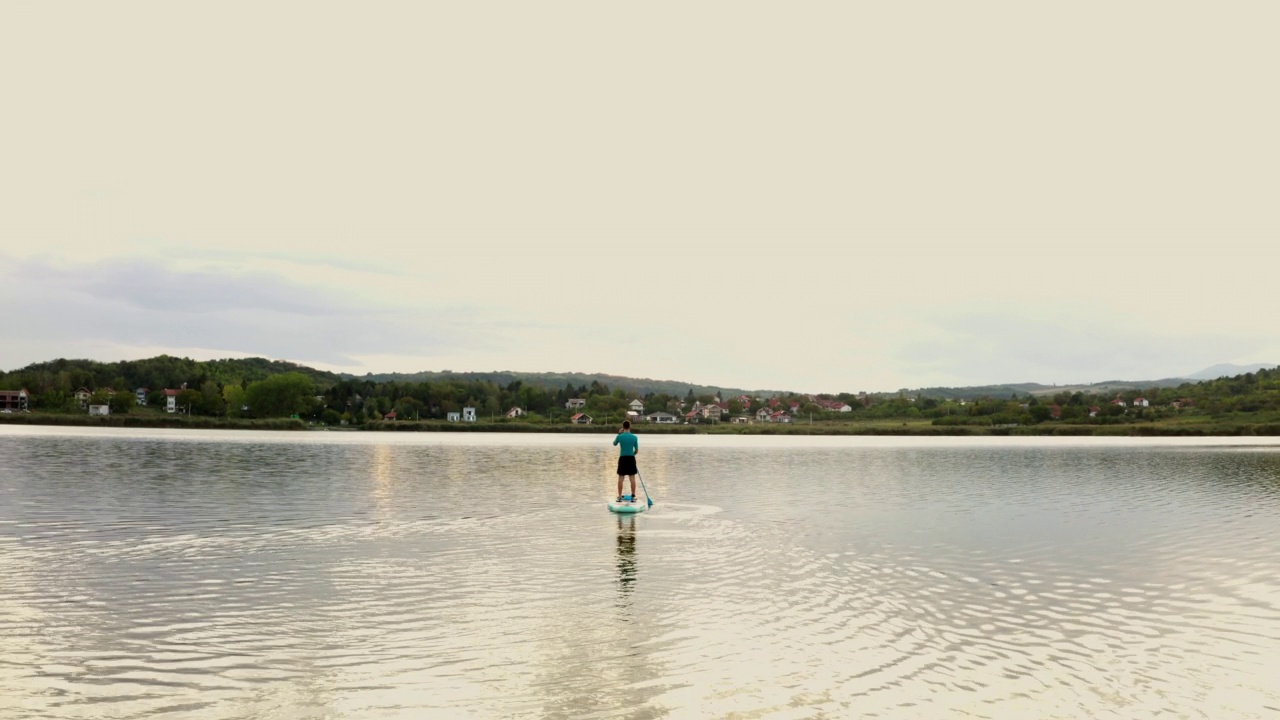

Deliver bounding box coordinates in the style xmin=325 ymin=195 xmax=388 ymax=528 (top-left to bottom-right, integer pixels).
xmin=638 ymin=471 xmax=654 ymax=508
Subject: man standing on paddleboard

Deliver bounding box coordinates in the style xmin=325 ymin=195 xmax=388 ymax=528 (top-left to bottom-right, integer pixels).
xmin=614 ymin=420 xmax=639 ymax=502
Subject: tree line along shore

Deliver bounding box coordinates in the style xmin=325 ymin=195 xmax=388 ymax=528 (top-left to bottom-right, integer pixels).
xmin=1 ymin=356 xmax=1278 ymax=436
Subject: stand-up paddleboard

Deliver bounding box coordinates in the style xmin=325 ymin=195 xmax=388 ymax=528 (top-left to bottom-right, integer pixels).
xmin=608 ymin=495 xmax=648 ymax=514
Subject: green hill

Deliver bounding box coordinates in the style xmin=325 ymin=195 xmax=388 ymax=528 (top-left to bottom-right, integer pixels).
xmin=0 ymin=355 xmax=342 ymax=395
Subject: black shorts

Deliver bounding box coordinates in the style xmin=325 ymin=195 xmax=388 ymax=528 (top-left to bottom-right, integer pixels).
xmin=617 ymin=455 xmax=638 ymax=476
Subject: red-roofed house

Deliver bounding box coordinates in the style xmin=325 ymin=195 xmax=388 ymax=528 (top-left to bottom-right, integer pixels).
xmin=164 ymin=388 xmax=180 ymax=413
xmin=570 ymin=412 xmax=592 ymax=425
xmin=0 ymin=389 xmax=29 ymax=412
xmin=1132 ymin=397 xmax=1150 ymax=408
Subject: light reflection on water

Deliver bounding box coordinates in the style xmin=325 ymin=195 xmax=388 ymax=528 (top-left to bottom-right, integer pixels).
xmin=1 ymin=427 xmax=1279 ymax=718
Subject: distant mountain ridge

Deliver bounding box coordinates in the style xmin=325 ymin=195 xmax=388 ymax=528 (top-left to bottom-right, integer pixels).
xmin=889 ymin=363 xmax=1274 ymax=400
xmin=342 ymin=369 xmax=788 ymax=400
xmin=1185 ymin=363 xmax=1278 ymax=381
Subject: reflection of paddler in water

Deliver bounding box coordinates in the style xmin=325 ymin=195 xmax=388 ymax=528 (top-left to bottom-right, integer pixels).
xmin=615 ymin=515 xmax=637 ymax=600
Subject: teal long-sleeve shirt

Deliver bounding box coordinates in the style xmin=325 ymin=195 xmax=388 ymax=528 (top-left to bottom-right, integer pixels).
xmin=613 ymin=431 xmax=638 ymax=457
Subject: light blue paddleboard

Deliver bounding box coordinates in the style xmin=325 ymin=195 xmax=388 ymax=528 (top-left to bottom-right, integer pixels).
xmin=608 ymin=496 xmax=648 ymax=514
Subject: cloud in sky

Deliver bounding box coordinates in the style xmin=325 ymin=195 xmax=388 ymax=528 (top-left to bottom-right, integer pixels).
xmin=1 ymin=3 xmax=1277 ymax=392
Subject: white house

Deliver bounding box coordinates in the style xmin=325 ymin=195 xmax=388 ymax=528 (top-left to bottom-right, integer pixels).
xmin=1133 ymin=397 xmax=1150 ymax=408
xmin=702 ymin=404 xmax=723 ymax=421
xmin=74 ymin=387 xmax=92 ymax=408
xmin=447 ymin=411 xmax=461 ymax=422
xmin=570 ymin=412 xmax=593 ymax=425
xmin=88 ymin=404 xmax=110 ymax=416
xmin=164 ymin=388 xmax=180 ymax=413
xmin=506 ymin=407 xmax=524 ymax=418
xmin=462 ymin=407 xmax=477 ymax=422
xmin=646 ymin=411 xmax=677 ymax=424
xmin=135 ymin=387 xmax=148 ymax=406
xmin=756 ymin=408 xmax=771 ymax=421
xmin=628 ymin=399 xmax=644 ymax=414
xmin=566 ymin=398 xmax=587 ymax=410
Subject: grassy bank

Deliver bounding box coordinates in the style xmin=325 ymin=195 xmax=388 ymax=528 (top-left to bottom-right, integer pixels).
xmin=0 ymin=412 xmax=307 ymax=431
xmin=4 ymin=414 xmax=1278 ymax=436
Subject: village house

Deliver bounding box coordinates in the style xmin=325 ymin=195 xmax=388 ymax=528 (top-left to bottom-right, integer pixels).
xmin=164 ymin=388 xmax=180 ymax=413
xmin=1132 ymin=397 xmax=1150 ymax=408
xmin=566 ymin=398 xmax=587 ymax=410
xmin=1088 ymin=406 xmax=1101 ymax=417
xmin=730 ymin=416 xmax=751 ymax=424
xmin=1049 ymin=404 xmax=1062 ymax=419
xmin=684 ymin=410 xmax=700 ymax=424
xmin=768 ymin=411 xmax=791 ymax=423
xmin=89 ymin=404 xmax=110 ymax=416
xmin=0 ymin=389 xmax=30 ymax=412
xmin=702 ymin=404 xmax=723 ymax=421
xmin=646 ymin=411 xmax=677 ymax=424
xmin=506 ymin=407 xmax=524 ymax=418
xmin=462 ymin=407 xmax=477 ymax=422
xmin=447 ymin=411 xmax=461 ymax=422
xmin=570 ymin=412 xmax=592 ymax=425
xmin=628 ymin=399 xmax=644 ymax=414
xmin=74 ymin=387 xmax=92 ymax=408
xmin=135 ymin=387 xmax=148 ymax=406
xmin=756 ymin=407 xmax=771 ymax=421
xmin=384 ymin=410 xmax=397 ymax=421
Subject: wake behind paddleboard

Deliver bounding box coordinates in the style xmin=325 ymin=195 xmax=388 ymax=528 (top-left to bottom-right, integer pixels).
xmin=608 ymin=496 xmax=648 ymax=514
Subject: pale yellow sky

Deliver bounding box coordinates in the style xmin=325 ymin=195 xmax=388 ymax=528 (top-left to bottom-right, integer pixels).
xmin=1 ymin=2 xmax=1277 ymax=392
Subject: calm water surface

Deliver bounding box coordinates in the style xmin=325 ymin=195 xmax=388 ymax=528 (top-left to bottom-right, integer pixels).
xmin=2 ymin=427 xmax=1279 ymax=719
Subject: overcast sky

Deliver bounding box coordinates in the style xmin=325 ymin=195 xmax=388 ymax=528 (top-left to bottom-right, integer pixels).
xmin=2 ymin=2 xmax=1276 ymax=394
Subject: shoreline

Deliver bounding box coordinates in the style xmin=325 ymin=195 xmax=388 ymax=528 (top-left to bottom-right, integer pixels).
xmin=2 ymin=414 xmax=1278 ymax=437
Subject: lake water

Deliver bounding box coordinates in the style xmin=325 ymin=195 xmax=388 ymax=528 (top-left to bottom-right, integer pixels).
xmin=2 ymin=427 xmax=1279 ymax=719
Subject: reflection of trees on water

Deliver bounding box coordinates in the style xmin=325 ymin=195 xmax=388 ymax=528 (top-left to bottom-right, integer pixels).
xmin=616 ymin=515 xmax=637 ymax=607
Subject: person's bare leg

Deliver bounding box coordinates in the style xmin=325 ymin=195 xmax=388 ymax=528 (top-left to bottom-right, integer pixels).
xmin=629 ymin=475 xmax=637 ymax=499
xmin=617 ymin=475 xmax=624 ymax=500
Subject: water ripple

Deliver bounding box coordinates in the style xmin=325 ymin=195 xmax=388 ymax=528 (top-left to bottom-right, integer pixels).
xmin=1 ymin=429 xmax=1279 ymax=718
